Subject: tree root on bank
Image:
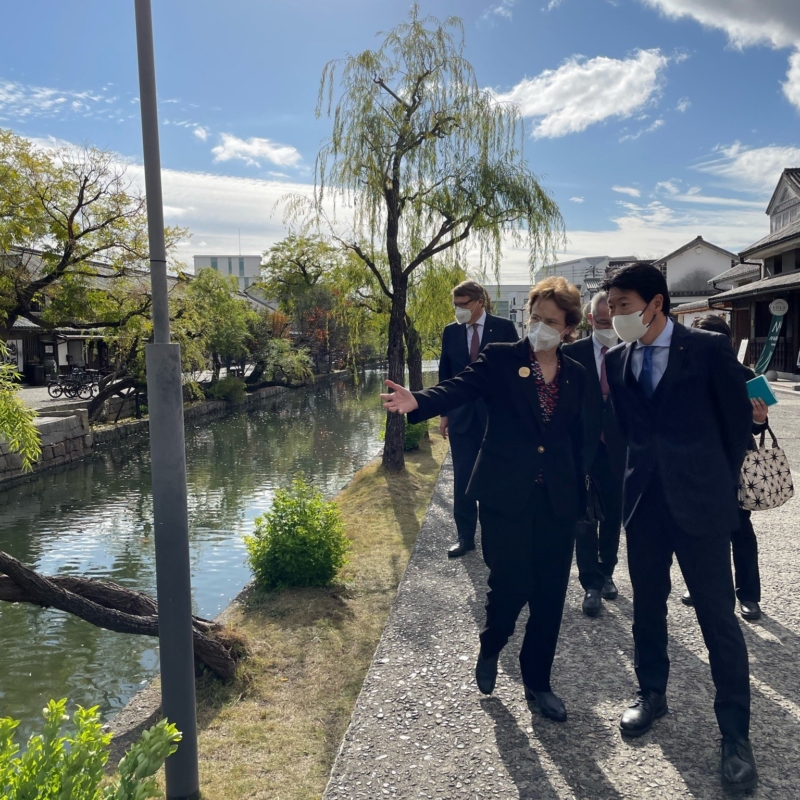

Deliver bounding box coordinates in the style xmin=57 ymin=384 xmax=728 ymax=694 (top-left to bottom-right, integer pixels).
xmin=0 ymin=551 xmax=246 ymax=680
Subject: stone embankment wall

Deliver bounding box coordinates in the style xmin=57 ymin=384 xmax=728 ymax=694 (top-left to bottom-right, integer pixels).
xmin=0 ymin=410 xmax=93 ymax=485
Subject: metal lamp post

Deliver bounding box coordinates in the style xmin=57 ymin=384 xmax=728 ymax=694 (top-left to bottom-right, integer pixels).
xmin=133 ymin=1 xmax=200 ymax=797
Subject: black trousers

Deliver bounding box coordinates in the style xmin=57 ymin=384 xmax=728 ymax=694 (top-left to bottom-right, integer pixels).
xmin=626 ymin=476 xmax=750 ymax=739
xmin=449 ymin=418 xmax=484 ymax=541
xmin=478 ymin=485 xmax=575 ymax=691
xmin=576 ymin=442 xmax=623 ymax=592
xmin=732 ymin=510 xmax=761 ymax=603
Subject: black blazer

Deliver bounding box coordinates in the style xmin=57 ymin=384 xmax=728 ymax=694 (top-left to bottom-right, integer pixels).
xmin=409 ymin=339 xmax=587 ymax=522
xmin=605 ymin=322 xmax=752 ymax=538
xmin=562 ymin=335 xmax=626 ymax=479
xmin=438 ymin=313 xmax=519 ymax=435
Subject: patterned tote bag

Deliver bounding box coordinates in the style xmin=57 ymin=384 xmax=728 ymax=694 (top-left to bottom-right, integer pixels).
xmin=738 ymin=426 xmax=794 ymax=512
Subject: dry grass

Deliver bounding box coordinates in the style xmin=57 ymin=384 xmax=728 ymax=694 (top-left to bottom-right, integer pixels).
xmin=192 ymin=427 xmax=449 ymax=800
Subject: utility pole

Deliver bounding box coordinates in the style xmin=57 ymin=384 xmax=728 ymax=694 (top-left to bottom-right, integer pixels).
xmin=133 ymin=2 xmax=200 ymax=798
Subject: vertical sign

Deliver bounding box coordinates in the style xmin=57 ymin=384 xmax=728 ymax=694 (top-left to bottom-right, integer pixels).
xmin=755 ymin=299 xmax=789 ymax=375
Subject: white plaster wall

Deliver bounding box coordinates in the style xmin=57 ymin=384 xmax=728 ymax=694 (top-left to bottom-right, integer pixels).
xmin=666 ymin=245 xmax=734 ymax=293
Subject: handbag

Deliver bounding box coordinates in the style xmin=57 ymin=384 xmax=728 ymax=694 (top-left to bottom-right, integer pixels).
xmin=584 ymin=474 xmax=606 ymax=524
xmin=738 ymin=426 xmax=794 ymax=512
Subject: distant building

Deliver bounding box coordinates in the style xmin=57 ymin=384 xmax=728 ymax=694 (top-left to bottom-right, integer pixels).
xmin=193 ymin=254 xmax=262 ymax=292
xmin=483 ymin=284 xmax=533 ymax=337
xmin=706 ymin=168 xmax=800 ymax=377
xmin=534 ymin=256 xmax=640 ymax=306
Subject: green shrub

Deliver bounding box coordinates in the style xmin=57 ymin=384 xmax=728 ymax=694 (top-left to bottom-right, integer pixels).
xmin=182 ymin=379 xmax=205 ymax=404
xmin=0 ymin=698 xmax=180 ymax=800
xmin=245 ymin=477 xmax=350 ymax=590
xmin=206 ymin=375 xmax=247 ymax=403
xmin=404 ymin=421 xmax=428 ymax=451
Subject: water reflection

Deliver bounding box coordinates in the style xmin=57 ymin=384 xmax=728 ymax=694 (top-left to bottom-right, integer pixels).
xmin=0 ymin=371 xmax=396 ymax=738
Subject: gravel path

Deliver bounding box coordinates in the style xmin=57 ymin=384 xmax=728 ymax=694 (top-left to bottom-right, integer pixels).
xmin=324 ymin=391 xmax=800 ymax=800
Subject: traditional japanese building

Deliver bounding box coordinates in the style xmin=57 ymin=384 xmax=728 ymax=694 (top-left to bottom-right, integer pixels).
xmin=708 ymin=169 xmax=800 ymax=377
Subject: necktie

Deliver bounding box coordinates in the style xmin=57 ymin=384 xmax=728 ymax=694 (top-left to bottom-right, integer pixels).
xmin=470 ymin=323 xmax=481 ymax=362
xmin=639 ymin=346 xmax=655 ymax=399
xmin=600 ymin=346 xmax=610 ymax=401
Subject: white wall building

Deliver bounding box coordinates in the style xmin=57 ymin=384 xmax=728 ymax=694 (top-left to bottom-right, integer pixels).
xmin=483 ymin=284 xmax=533 ymax=337
xmin=534 ymin=256 xmax=639 ymax=306
xmin=193 ymin=254 xmax=262 ymax=292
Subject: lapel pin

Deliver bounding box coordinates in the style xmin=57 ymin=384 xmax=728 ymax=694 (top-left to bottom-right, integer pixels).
xmin=518 ymin=366 xmax=531 ymax=378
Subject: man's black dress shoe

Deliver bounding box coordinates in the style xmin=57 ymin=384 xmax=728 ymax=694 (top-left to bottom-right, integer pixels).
xmin=619 ymin=690 xmax=668 ymax=737
xmin=475 ymin=651 xmax=498 ymax=695
xmin=739 ymin=600 xmax=761 ymax=621
xmin=720 ymin=737 xmax=758 ymax=793
xmin=524 ymin=686 xmax=567 ymax=722
xmin=601 ymin=576 xmax=618 ymax=600
xmin=582 ymin=588 xmax=602 ymax=617
xmin=681 ymin=590 xmax=694 ymax=606
xmin=448 ymin=538 xmax=475 ymax=558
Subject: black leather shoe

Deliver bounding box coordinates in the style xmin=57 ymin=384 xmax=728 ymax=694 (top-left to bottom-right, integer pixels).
xmin=475 ymin=651 xmax=498 ymax=695
xmin=448 ymin=538 xmax=475 ymax=558
xmin=681 ymin=590 xmax=694 ymax=606
xmin=601 ymin=576 xmax=618 ymax=600
xmin=739 ymin=600 xmax=761 ymax=621
xmin=619 ymin=691 xmax=668 ymax=737
xmin=582 ymin=588 xmax=602 ymax=617
xmin=721 ymin=737 xmax=758 ymax=793
xmin=524 ymin=686 xmax=567 ymax=722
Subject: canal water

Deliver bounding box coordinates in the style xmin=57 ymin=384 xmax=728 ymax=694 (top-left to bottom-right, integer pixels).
xmin=0 ymin=370 xmax=411 ymax=739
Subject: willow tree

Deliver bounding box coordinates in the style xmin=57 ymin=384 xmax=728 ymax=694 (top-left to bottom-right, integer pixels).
xmin=291 ymin=6 xmax=563 ymax=470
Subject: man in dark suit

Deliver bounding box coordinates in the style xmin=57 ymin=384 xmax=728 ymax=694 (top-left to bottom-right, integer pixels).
xmin=602 ymin=263 xmax=757 ymax=792
xmin=438 ymin=280 xmax=518 ymax=557
xmin=563 ymin=291 xmax=626 ymax=617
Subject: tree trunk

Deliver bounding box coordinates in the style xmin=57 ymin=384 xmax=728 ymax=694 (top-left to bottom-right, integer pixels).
xmin=404 ymin=316 xmax=424 ymax=392
xmin=0 ymin=551 xmax=244 ymax=680
xmin=383 ymin=273 xmax=407 ymax=472
xmin=87 ymin=376 xmax=137 ymax=423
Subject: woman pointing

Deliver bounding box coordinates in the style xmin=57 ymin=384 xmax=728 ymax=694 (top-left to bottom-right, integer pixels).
xmin=382 ymin=277 xmax=588 ymax=722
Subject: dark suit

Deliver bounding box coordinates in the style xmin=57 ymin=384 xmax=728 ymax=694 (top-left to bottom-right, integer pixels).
xmin=438 ymin=313 xmax=518 ymax=541
xmin=409 ymin=340 xmax=586 ymax=689
xmin=605 ymin=321 xmax=753 ymax=739
xmin=563 ymin=335 xmax=626 ymax=592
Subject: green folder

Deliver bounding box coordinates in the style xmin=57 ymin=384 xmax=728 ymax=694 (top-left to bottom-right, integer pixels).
xmin=746 ymin=374 xmax=779 ymax=406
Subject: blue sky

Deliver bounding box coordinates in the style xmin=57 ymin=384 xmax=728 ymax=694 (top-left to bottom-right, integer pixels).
xmin=2 ymin=0 xmax=800 ymax=280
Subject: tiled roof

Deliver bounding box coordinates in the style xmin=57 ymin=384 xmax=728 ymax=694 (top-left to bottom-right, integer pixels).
xmin=709 ymin=262 xmax=761 ymax=285
xmin=672 ymin=299 xmax=712 ymax=313
xmin=11 ymin=317 xmax=41 ymax=330
xmin=655 ymin=235 xmax=738 ymax=265
xmin=708 ymin=271 xmax=800 ymax=304
xmin=740 ymin=217 xmax=800 ymax=258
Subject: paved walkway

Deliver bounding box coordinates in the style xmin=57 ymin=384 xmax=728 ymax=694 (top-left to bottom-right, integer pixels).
xmin=325 ymin=393 xmax=800 ymax=800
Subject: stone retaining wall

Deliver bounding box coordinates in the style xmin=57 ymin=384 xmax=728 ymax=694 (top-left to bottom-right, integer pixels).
xmin=0 ymin=410 xmax=92 ymax=485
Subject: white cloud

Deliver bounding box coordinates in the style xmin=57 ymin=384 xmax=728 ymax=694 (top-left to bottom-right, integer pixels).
xmin=637 ymin=1 xmax=800 ymax=111
xmin=638 ymin=0 xmax=800 ymax=49
xmin=193 ymin=126 xmax=209 ymax=141
xmin=612 ymin=185 xmax=641 ymax=197
xmin=619 ymin=117 xmax=665 ymax=142
xmin=784 ymin=50 xmax=800 ymax=110
xmin=0 ymin=78 xmax=118 ymax=121
xmin=569 ymin=196 xmax=585 ymax=203
xmin=676 ymin=97 xmax=691 ymax=112
xmin=493 ymin=49 xmax=670 ymax=138
xmin=545 ymin=0 xmax=563 ymax=11
xmin=695 ymin=142 xmax=800 ymax=194
xmin=211 ymin=133 xmax=302 ymax=168
xmin=483 ymin=0 xmax=517 ymax=20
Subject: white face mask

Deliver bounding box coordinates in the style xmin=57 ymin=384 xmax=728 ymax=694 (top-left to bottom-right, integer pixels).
xmin=527 ymin=321 xmax=563 ymax=352
xmin=593 ymin=327 xmax=619 ymax=348
xmin=454 ymin=305 xmax=474 ymax=325
xmin=612 ymin=304 xmax=652 ymax=344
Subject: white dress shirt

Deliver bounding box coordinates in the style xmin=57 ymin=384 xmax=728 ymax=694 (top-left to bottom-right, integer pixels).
xmin=631 ymin=317 xmax=674 ymax=391
xmin=466 ymin=310 xmax=487 ymax=352
xmin=591 ymin=332 xmax=616 ymax=380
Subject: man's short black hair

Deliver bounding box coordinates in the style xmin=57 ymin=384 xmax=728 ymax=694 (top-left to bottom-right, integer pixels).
xmin=600 ymin=261 xmax=671 ymax=316
xmin=694 ymin=314 xmax=732 ymax=341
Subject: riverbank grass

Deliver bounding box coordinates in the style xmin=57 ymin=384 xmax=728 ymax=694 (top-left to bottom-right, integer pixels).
xmin=193 ymin=425 xmax=448 ymax=799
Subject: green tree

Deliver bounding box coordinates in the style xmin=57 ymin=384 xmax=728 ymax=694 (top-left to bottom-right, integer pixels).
xmin=0 ymin=342 xmax=40 ymax=471
xmin=291 ymin=6 xmax=563 ymax=470
xmin=0 ymin=129 xmax=186 ymax=330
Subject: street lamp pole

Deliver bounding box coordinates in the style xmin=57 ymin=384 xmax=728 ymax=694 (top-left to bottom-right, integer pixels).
xmin=133 ymin=2 xmax=200 ymax=798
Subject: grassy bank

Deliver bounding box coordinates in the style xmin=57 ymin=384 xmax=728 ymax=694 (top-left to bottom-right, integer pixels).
xmin=192 ymin=425 xmax=449 ymax=799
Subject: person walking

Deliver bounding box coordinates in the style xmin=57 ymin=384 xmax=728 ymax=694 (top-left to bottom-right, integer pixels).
xmin=563 ymin=291 xmax=626 ymax=617
xmin=602 ymin=263 xmax=757 ymax=792
xmin=681 ymin=314 xmax=768 ymax=621
xmin=438 ymin=280 xmax=518 ymax=558
xmin=381 ymin=277 xmax=587 ymax=722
